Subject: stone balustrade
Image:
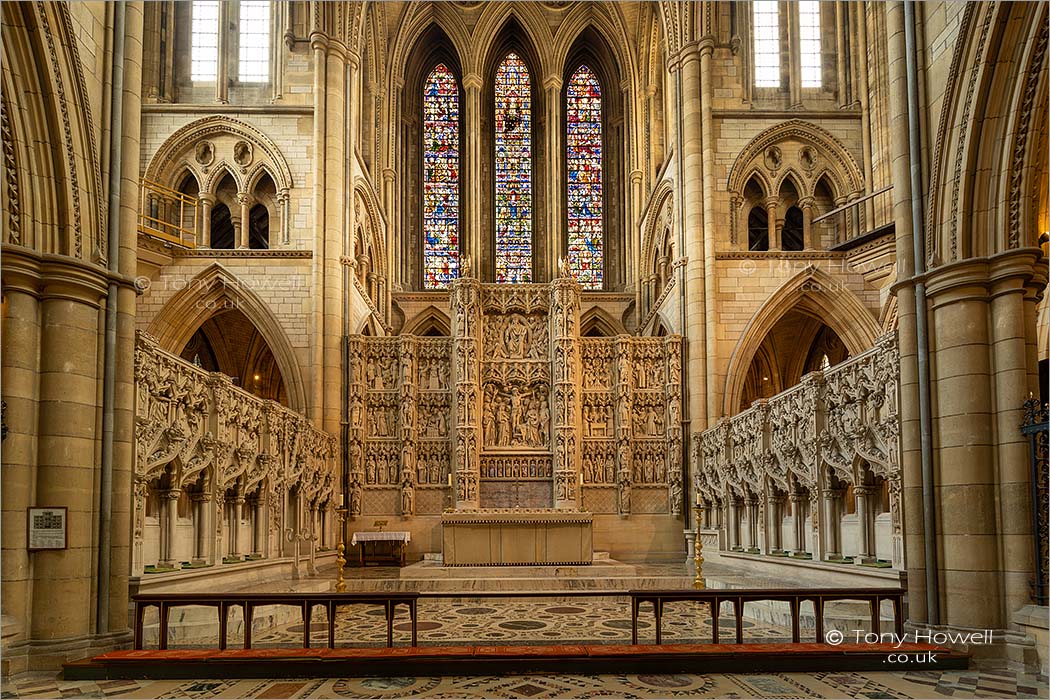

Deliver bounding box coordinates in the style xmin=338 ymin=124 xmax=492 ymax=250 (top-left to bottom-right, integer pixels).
xmin=133 ymin=331 xmax=337 ymax=575
xmin=693 ymin=333 xmax=902 ymax=568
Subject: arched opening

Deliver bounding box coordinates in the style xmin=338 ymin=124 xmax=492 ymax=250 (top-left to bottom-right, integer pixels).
xmin=249 ymin=171 xmax=277 ymax=249
xmin=812 ymin=175 xmax=836 ymax=248
xmin=210 ymin=203 xmax=234 ymax=249
xmin=778 ymin=177 xmax=804 ymax=250
xmin=177 ymin=172 xmax=201 ymax=238
xmin=782 ymin=206 xmax=804 ymax=251
xmin=180 ymin=308 xmax=288 ymax=405
xmin=739 ymin=310 xmax=848 ymax=409
xmin=748 ymin=205 xmax=769 ymax=251
xmin=248 ymin=204 xmax=269 ymax=249
xmin=210 ymin=171 xmax=237 ymax=249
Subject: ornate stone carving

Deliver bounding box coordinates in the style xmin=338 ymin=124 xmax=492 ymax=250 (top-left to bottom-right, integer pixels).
xmin=133 ymin=332 xmax=336 ymax=571
xmin=694 ymin=335 xmax=902 ymax=561
xmin=348 ymin=281 xmax=685 ymax=519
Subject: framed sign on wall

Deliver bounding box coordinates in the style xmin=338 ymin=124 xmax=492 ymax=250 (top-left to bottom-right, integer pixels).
xmin=27 ymin=507 xmax=68 ymax=551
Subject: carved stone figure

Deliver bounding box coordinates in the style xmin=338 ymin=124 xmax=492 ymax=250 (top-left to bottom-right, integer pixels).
xmin=233 ymin=140 xmax=253 ymax=166
xmin=194 ymin=140 xmax=214 ymax=166
xmin=401 ymin=480 xmax=414 ymax=516
xmin=503 ymin=315 xmax=530 ymax=358
xmin=618 ymin=470 xmax=631 ymax=515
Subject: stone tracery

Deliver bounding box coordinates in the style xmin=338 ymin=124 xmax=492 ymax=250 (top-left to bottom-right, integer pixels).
xmin=349 ymin=274 xmax=683 ymax=517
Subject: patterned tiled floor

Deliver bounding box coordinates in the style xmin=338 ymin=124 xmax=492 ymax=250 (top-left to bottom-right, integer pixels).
xmin=3 ymin=669 xmax=1047 ymax=699
xmin=245 ymin=598 xmax=794 ymax=647
xmin=6 ymin=563 xmax=1046 ymax=698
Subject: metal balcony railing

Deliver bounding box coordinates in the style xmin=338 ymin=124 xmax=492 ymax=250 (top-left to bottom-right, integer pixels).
xmin=813 ymin=185 xmax=894 ymax=248
xmin=139 ymin=179 xmax=197 ymax=248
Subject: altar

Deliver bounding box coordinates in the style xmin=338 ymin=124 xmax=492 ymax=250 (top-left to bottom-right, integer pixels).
xmin=441 ymin=509 xmax=593 ymax=566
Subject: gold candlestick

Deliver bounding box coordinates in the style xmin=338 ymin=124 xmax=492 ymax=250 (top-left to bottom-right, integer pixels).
xmin=693 ymin=504 xmax=705 ymax=589
xmin=335 ymin=508 xmax=348 ymax=593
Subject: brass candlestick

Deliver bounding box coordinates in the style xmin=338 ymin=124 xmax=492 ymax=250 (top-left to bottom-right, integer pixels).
xmin=693 ymin=504 xmax=705 ymax=589
xmin=335 ymin=508 xmax=348 ymax=593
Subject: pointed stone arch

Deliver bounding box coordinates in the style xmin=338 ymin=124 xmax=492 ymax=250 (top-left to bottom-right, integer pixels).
xmin=143 ymin=116 xmax=293 ymax=196
xmin=925 ymin=1 xmax=1048 ymax=261
xmin=469 ymin=2 xmax=554 ymax=78
xmin=146 ymin=263 xmax=307 ymax=413
xmin=580 ymin=307 xmax=623 ymax=337
xmin=402 ymin=306 xmax=452 ymax=337
xmin=722 ymin=266 xmax=881 ymax=416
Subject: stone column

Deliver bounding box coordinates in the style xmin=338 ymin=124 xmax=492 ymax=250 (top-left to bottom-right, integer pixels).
xmin=545 ymin=75 xmax=563 ymax=280
xmin=198 ymin=193 xmax=214 ymax=247
xmin=551 ymin=277 xmax=582 ymax=509
xmin=853 ymin=485 xmax=875 ymax=563
xmin=790 ymin=492 xmax=806 ymax=554
xmin=676 ymin=40 xmax=708 ymax=431
xmin=192 ymin=492 xmax=212 ymax=564
xmin=765 ymin=197 xmax=779 ymax=250
xmin=745 ymin=496 xmax=759 ymax=550
xmin=989 ymin=254 xmax=1044 ymax=614
xmin=462 ymin=73 xmax=484 ymax=271
xmin=765 ymin=493 xmax=781 ymax=553
xmin=276 ymin=190 xmax=290 ymax=245
xmin=249 ymin=495 xmax=262 ymax=557
xmin=614 ymin=336 xmax=633 ymax=516
xmin=727 ymin=497 xmax=739 ymax=549
xmin=237 ymin=193 xmax=252 ymax=248
xmin=215 ymin=0 xmax=229 ymax=103
xmin=0 ymin=278 xmax=40 ymax=651
xmin=822 ymin=488 xmax=843 ymax=559
xmin=450 ymin=277 xmax=482 ymax=508
xmin=229 ymin=494 xmax=245 ymax=559
xmin=799 ymin=197 xmax=816 ymax=249
xmin=160 ymin=489 xmax=180 ymax=568
xmin=30 ymin=270 xmax=107 ymax=644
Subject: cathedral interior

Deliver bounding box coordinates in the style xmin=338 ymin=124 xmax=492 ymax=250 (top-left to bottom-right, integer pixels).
xmin=1 ymin=1 xmax=1048 ymax=697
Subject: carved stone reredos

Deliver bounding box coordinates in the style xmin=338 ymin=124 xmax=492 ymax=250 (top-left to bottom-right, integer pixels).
xmin=348 ymin=278 xmax=686 ymax=516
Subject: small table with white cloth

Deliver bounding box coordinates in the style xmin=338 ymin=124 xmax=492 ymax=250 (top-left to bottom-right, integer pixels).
xmin=350 ymin=531 xmax=410 ymax=567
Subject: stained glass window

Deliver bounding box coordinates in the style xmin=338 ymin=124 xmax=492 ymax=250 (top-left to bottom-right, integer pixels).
xmin=566 ymin=65 xmax=603 ymax=289
xmin=422 ymin=64 xmax=460 ymax=289
xmin=494 ymin=53 xmax=532 ymax=284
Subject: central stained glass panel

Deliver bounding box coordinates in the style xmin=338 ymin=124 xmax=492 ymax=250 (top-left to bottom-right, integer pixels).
xmin=566 ymin=64 xmax=603 ymax=289
xmin=494 ymin=53 xmax=532 ymax=283
xmin=422 ymin=64 xmax=460 ymax=289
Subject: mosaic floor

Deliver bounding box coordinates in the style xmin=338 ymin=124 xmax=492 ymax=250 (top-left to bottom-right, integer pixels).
xmin=3 ymin=668 xmax=1048 ymax=699
xmin=146 ymin=595 xmax=893 ymax=648
xmin=6 ymin=564 xmax=1046 ymax=698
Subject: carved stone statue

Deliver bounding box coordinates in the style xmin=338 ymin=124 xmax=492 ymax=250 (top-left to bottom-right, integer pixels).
xmin=618 ymin=470 xmax=631 ymax=515
xmin=401 ymin=480 xmax=414 ymax=516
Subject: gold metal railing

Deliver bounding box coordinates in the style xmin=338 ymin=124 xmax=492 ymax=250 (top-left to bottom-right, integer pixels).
xmin=138 ymin=179 xmax=197 ymax=248
xmin=813 ymin=185 xmax=894 ymax=246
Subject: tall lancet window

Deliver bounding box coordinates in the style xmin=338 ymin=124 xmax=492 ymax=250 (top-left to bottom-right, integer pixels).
xmin=798 ymin=1 xmax=822 ymax=87
xmin=191 ymin=1 xmax=220 ymax=81
xmin=752 ymin=0 xmax=780 ymax=87
xmin=494 ymin=53 xmax=533 ymax=284
xmin=566 ymin=65 xmax=603 ymax=289
xmin=422 ymin=64 xmax=460 ymax=289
